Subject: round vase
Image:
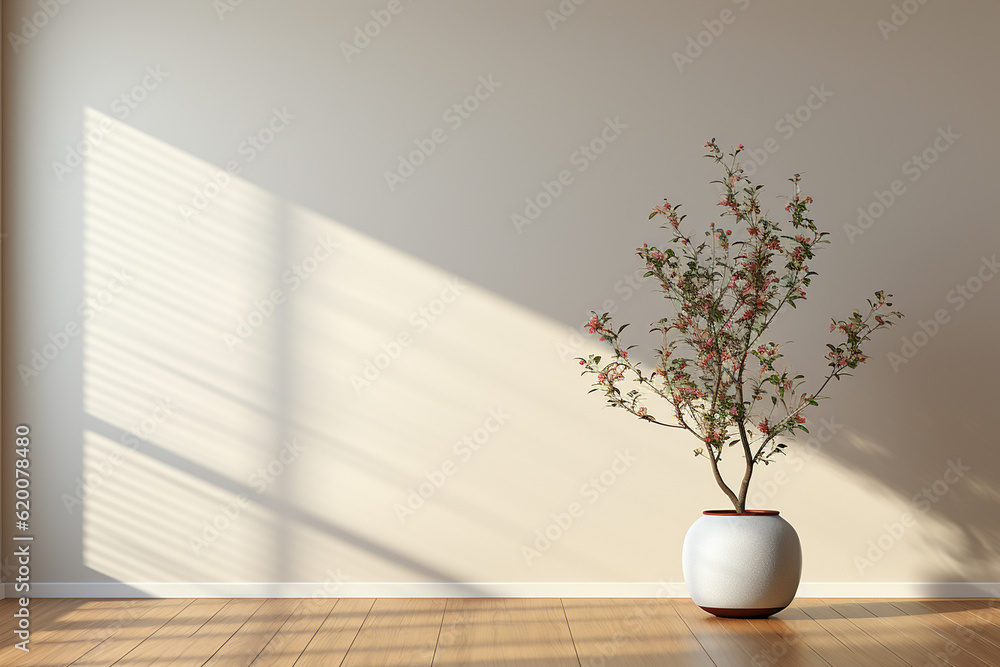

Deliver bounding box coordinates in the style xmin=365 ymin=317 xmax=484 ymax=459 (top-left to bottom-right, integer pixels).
xmin=682 ymin=509 xmax=802 ymax=618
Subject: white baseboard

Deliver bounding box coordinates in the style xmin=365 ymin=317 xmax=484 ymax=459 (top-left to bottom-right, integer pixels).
xmin=796 ymin=582 xmax=1000 ymax=598
xmin=6 ymin=581 xmax=999 ymax=599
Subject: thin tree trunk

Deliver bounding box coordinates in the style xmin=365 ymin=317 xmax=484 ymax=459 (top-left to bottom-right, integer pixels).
xmin=735 ymin=420 xmax=754 ymax=513
xmin=706 ymin=446 xmax=740 ymax=511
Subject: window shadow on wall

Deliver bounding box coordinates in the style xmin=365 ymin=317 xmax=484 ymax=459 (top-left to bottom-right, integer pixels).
xmin=78 ymin=107 xmax=693 ymax=591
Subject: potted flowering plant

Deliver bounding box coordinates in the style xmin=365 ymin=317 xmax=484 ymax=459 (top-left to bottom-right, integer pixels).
xmin=579 ymin=140 xmax=902 ymax=617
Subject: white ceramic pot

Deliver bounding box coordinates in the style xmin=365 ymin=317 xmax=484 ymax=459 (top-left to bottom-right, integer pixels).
xmin=682 ymin=509 xmax=802 ymax=618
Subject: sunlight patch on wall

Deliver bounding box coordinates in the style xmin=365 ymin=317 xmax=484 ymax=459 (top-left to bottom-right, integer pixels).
xmin=79 ymin=107 xmax=708 ymax=590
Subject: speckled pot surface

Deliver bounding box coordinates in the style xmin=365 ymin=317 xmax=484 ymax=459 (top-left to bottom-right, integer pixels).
xmin=682 ymin=510 xmax=802 ymax=618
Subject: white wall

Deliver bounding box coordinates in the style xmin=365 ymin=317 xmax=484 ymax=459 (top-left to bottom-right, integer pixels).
xmin=2 ymin=0 xmax=998 ymax=597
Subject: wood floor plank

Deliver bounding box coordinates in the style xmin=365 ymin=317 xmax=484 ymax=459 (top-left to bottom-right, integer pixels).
xmin=671 ymin=597 xmax=757 ymax=667
xmin=167 ymin=598 xmax=268 ymax=666
xmin=918 ymin=600 xmax=1000 ymax=650
xmin=942 ymin=600 xmax=1000 ymax=625
xmin=612 ymin=598 xmax=723 ymax=667
xmin=3 ymin=597 xmax=998 ymax=665
xmin=0 ymin=598 xmax=58 ymax=632
xmin=857 ymin=600 xmax=992 ymax=667
xmin=562 ymin=597 xmax=713 ymax=666
xmin=713 ymin=613 xmax=825 ymax=667
xmin=0 ymin=598 xmax=80 ymax=639
xmin=798 ymin=600 xmax=910 ymax=666
xmin=819 ymin=599 xmax=954 ymax=667
xmin=248 ymin=598 xmax=339 ymax=667
xmin=890 ymin=600 xmax=1000 ymax=665
xmin=294 ymin=598 xmax=375 ymax=666
xmin=116 ymin=598 xmax=266 ymax=666
xmin=762 ymin=602 xmax=864 ymax=667
xmin=431 ymin=598 xmax=578 ymax=667
xmin=0 ymin=600 xmax=95 ymax=665
xmin=941 ymin=600 xmax=1000 ymax=630
xmin=740 ymin=613 xmax=832 ymax=667
xmin=0 ymin=599 xmax=86 ymax=662
xmin=341 ymin=598 xmax=443 ymax=667
xmin=0 ymin=599 xmax=157 ymax=667
xmin=202 ymin=598 xmax=302 ymax=666
xmin=107 ymin=598 xmax=231 ymax=665
xmin=69 ymin=599 xmax=195 ymax=667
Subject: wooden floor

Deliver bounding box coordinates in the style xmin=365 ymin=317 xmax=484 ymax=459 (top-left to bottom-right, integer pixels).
xmin=0 ymin=598 xmax=998 ymax=666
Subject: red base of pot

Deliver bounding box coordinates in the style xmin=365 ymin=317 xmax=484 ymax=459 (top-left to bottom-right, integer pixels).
xmin=699 ymin=605 xmax=788 ymax=619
